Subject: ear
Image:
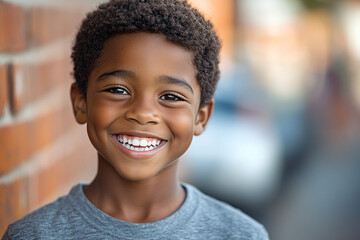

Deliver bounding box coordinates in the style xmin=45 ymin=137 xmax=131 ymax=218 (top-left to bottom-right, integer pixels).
xmin=194 ymin=99 xmax=214 ymax=136
xmin=70 ymin=83 xmax=87 ymax=124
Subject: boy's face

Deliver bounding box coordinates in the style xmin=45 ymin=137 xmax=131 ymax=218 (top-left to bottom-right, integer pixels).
xmin=71 ymin=33 xmax=213 ymax=181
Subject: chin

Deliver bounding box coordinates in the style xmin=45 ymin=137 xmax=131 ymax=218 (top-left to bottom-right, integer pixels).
xmin=115 ymin=167 xmax=161 ymax=182
xmin=116 ymin=163 xmax=177 ymax=183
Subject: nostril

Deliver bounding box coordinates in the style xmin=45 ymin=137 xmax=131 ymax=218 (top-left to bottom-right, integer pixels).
xmin=123 ymin=96 xmax=161 ymax=124
xmin=124 ymin=107 xmax=160 ymax=125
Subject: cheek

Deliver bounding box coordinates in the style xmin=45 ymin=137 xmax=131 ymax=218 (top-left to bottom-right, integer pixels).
xmin=166 ymin=108 xmax=195 ymax=143
xmin=86 ymin=99 xmax=119 ymax=146
xmin=88 ymin=99 xmax=118 ymax=127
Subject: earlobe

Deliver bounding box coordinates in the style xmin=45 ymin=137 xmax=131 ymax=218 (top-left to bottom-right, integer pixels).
xmin=194 ymin=99 xmax=214 ymax=136
xmin=70 ymin=83 xmax=87 ymax=124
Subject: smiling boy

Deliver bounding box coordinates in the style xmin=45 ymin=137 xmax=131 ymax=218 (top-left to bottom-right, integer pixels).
xmin=2 ymin=0 xmax=268 ymax=239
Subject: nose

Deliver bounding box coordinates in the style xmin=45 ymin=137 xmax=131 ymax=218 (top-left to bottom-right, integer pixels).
xmin=124 ymin=95 xmax=160 ymax=125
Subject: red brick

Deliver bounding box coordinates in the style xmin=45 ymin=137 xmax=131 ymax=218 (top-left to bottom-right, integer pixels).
xmin=28 ymin=7 xmax=86 ymax=47
xmin=8 ymin=63 xmax=23 ymax=114
xmin=8 ymin=57 xmax=72 ymax=113
xmin=0 ymin=130 xmax=95 ymax=236
xmin=0 ymin=105 xmax=77 ymax=175
xmin=34 ymin=141 xmax=96 ymax=208
xmin=189 ymin=0 xmax=235 ymax=58
xmin=0 ymin=2 xmax=27 ymax=52
xmin=23 ymin=171 xmax=39 ymax=215
xmin=29 ymin=58 xmax=72 ymax=102
xmin=0 ymin=65 xmax=8 ymax=116
xmin=0 ymin=179 xmax=27 ymax=236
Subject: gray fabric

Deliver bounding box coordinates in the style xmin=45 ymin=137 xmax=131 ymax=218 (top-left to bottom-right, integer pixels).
xmin=2 ymin=183 xmax=268 ymax=240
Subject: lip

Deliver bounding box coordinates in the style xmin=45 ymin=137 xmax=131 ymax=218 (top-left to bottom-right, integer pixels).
xmin=111 ymin=132 xmax=167 ymax=159
xmin=112 ymin=130 xmax=166 ymax=140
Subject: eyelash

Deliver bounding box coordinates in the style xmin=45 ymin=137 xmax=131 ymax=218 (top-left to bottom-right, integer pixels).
xmin=103 ymin=86 xmax=130 ymax=95
xmin=160 ymin=92 xmax=185 ymax=102
xmin=103 ymin=87 xmax=185 ymax=102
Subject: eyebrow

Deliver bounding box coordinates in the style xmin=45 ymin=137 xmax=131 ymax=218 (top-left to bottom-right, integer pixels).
xmin=96 ymin=69 xmax=193 ymax=93
xmin=96 ymin=69 xmax=137 ymax=81
xmin=158 ymin=75 xmax=194 ymax=94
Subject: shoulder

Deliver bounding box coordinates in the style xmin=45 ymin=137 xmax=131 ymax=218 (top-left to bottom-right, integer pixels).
xmin=4 ymin=186 xmax=78 ymax=239
xmin=184 ymin=184 xmax=269 ymax=239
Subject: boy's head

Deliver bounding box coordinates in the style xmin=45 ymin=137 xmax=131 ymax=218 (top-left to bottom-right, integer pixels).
xmin=70 ymin=0 xmax=221 ymax=181
xmin=71 ymin=0 xmax=221 ymax=107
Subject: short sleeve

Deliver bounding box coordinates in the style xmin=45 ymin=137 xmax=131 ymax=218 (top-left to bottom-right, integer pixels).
xmin=1 ymin=228 xmax=11 ymax=240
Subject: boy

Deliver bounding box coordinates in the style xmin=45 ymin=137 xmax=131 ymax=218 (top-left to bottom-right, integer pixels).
xmin=3 ymin=0 xmax=269 ymax=239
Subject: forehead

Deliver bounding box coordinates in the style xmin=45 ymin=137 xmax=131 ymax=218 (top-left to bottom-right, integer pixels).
xmin=91 ymin=33 xmax=198 ymax=88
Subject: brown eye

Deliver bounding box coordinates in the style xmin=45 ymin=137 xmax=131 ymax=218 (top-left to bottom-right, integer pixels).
xmin=160 ymin=93 xmax=184 ymax=102
xmin=104 ymin=87 xmax=129 ymax=95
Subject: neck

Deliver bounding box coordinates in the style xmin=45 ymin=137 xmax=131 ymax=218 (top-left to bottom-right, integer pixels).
xmin=83 ymin=155 xmax=185 ymax=223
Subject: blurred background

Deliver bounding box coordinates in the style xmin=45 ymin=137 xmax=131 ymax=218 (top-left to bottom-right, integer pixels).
xmin=1 ymin=0 xmax=360 ymax=239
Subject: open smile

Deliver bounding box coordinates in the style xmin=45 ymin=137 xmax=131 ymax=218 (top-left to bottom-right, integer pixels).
xmin=116 ymin=134 xmax=162 ymax=151
xmin=111 ymin=134 xmax=167 ymax=158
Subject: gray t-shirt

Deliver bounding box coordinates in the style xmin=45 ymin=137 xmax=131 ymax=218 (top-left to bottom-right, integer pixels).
xmin=3 ymin=183 xmax=268 ymax=239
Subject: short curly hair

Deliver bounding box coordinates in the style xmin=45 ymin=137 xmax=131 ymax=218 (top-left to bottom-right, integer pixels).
xmin=71 ymin=0 xmax=221 ymax=106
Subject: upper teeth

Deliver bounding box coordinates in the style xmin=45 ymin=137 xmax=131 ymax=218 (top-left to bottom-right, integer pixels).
xmin=117 ymin=135 xmax=161 ymax=148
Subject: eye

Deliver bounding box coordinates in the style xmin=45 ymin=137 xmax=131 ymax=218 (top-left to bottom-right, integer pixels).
xmin=103 ymin=86 xmax=129 ymax=95
xmin=160 ymin=93 xmax=185 ymax=102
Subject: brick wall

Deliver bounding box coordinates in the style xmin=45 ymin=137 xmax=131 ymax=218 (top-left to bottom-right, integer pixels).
xmin=189 ymin=0 xmax=234 ymax=62
xmin=0 ymin=0 xmax=99 ymax=235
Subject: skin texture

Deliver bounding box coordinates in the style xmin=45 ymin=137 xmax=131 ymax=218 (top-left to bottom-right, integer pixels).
xmin=70 ymin=33 xmax=214 ymax=223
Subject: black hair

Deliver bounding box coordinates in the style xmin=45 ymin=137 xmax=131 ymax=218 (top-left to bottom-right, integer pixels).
xmin=71 ymin=0 xmax=221 ymax=106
